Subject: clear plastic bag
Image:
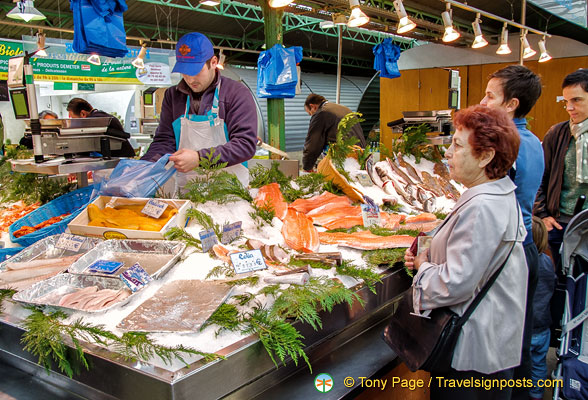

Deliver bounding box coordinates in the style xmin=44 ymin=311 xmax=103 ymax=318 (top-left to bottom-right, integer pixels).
xmin=92 ymin=154 xmax=176 ymax=198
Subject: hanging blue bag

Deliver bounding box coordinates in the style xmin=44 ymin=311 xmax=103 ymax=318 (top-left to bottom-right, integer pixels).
xmin=70 ymin=0 xmax=128 ymax=58
xmin=257 ymin=45 xmax=303 ymax=98
xmin=93 ymin=154 xmax=177 ymax=198
xmin=373 ymin=39 xmax=401 ymax=79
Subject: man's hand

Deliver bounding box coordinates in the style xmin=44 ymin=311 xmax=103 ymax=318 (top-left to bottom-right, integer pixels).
xmin=542 ymin=216 xmax=562 ymax=232
xmin=170 ymin=149 xmax=200 ymax=173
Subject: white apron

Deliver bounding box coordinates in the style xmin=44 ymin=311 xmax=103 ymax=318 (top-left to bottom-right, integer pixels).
xmin=172 ymin=81 xmax=249 ymax=193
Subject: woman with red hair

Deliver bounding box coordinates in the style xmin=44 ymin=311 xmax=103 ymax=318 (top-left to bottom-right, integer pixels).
xmin=404 ymin=105 xmax=528 ymax=399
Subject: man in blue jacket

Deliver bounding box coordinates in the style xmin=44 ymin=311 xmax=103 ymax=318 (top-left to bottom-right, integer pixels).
xmin=142 ymin=32 xmax=257 ymax=189
xmin=480 ymin=65 xmax=544 ymax=399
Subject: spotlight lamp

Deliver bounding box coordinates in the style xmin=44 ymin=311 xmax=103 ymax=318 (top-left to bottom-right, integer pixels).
xmin=538 ymin=37 xmax=552 ymax=63
xmin=87 ymin=54 xmax=101 ymax=66
xmin=393 ymin=0 xmax=416 ymax=34
xmin=268 ymin=0 xmax=293 ymax=8
xmin=441 ymin=4 xmax=460 ymax=43
xmin=496 ymin=23 xmax=511 ymax=55
xmin=333 ymin=13 xmax=348 ymax=26
xmin=6 ymin=0 xmax=46 ymax=22
xmin=36 ymin=30 xmax=47 ymax=57
xmin=347 ymin=0 xmax=369 ymax=28
xmin=132 ymin=43 xmax=148 ymax=69
xmin=320 ymin=20 xmax=335 ymax=29
xmin=471 ymin=14 xmax=488 ymax=49
xmin=522 ymin=32 xmax=536 ymax=59
xmin=217 ymin=50 xmax=226 ymax=70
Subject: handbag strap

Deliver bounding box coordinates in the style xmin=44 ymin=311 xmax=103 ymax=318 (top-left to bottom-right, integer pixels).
xmin=457 ymin=202 xmax=521 ymax=325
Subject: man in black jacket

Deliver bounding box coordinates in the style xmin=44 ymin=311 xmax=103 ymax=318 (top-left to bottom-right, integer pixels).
xmin=302 ymin=94 xmax=366 ymax=171
xmin=66 ymin=98 xmax=135 ymax=157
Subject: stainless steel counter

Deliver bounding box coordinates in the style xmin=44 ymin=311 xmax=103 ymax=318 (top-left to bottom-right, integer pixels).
xmin=0 ymin=267 xmax=410 ymax=400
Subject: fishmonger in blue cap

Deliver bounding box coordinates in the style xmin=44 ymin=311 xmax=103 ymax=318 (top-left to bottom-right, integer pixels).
xmin=142 ymin=32 xmax=258 ymax=190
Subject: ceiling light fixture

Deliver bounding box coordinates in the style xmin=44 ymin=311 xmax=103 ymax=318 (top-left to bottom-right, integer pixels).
xmin=6 ymin=0 xmax=46 ymax=22
xmin=333 ymin=13 xmax=347 ymax=26
xmin=87 ymin=54 xmax=101 ymax=66
xmin=496 ymin=23 xmax=511 ymax=55
xmin=393 ymin=0 xmax=416 ymax=34
xmin=441 ymin=3 xmax=460 ymax=42
xmin=200 ymin=0 xmax=220 ymax=5
xmin=132 ymin=43 xmax=148 ymax=69
xmin=471 ymin=13 xmax=488 ymax=49
xmin=268 ymin=0 xmax=293 ymax=8
xmin=35 ymin=30 xmax=47 ymax=57
xmin=538 ymin=36 xmax=552 ymax=63
xmin=347 ymin=0 xmax=369 ymax=28
xmin=217 ymin=50 xmax=226 ymax=70
xmin=320 ymin=20 xmax=335 ymax=29
xmin=522 ymin=31 xmax=536 ymax=59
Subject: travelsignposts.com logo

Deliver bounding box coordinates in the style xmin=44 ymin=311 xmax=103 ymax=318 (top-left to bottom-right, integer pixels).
xmin=315 ymin=373 xmax=334 ymax=393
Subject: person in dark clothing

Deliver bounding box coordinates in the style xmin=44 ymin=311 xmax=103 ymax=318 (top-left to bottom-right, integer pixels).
xmin=302 ymin=94 xmax=366 ymax=171
xmin=534 ymin=69 xmax=588 ymax=271
xmin=529 ymin=216 xmax=556 ymax=400
xmin=66 ymin=98 xmax=135 ymax=157
xmin=19 ymin=109 xmax=58 ymax=149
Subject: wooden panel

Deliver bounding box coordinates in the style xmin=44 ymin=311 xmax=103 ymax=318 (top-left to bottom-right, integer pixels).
xmin=380 ymin=70 xmax=420 ymax=150
xmin=534 ymin=56 xmax=588 ymax=139
xmin=466 ymin=64 xmax=483 ymax=107
xmin=418 ymin=68 xmax=451 ymax=111
xmin=355 ymin=363 xmax=430 ymax=400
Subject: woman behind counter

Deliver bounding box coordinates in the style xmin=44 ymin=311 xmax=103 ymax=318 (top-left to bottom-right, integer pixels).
xmin=404 ymin=105 xmax=528 ymax=399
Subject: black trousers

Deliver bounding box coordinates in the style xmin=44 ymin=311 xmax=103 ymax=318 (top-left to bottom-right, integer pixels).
xmin=430 ymin=367 xmax=515 ymax=400
xmin=511 ymin=241 xmax=539 ymax=400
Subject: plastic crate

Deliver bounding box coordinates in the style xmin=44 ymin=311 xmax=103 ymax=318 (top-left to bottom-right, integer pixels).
xmin=8 ymin=185 xmax=95 ymax=247
xmin=0 ymin=247 xmax=23 ymax=263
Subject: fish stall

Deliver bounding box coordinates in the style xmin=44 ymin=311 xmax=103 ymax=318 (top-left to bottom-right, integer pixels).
xmin=0 ymin=135 xmax=462 ymax=398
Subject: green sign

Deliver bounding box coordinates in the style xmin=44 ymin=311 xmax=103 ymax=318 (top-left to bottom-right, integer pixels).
xmin=54 ymin=82 xmax=73 ymax=90
xmin=78 ymin=83 xmax=95 ymax=91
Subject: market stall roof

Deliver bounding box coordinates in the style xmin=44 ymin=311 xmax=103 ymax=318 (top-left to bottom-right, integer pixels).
xmin=0 ymin=0 xmax=586 ymax=77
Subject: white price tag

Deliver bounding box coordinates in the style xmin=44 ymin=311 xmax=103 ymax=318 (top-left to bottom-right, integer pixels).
xmin=55 ymin=234 xmax=87 ymax=252
xmin=221 ymin=221 xmax=242 ymax=244
xmin=142 ymin=199 xmax=168 ymax=218
xmin=199 ymin=229 xmax=218 ymax=253
xmin=361 ymin=202 xmax=381 ymax=227
xmin=230 ymin=249 xmax=267 ymax=274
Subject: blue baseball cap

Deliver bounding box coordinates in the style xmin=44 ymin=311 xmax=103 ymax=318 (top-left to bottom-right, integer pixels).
xmin=172 ymin=32 xmax=214 ymax=76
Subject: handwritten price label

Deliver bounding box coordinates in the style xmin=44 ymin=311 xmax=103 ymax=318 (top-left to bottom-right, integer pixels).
xmin=55 ymin=234 xmax=87 ymax=252
xmin=141 ymin=199 xmax=168 ymax=218
xmin=199 ymin=229 xmax=218 ymax=253
xmin=229 ymin=250 xmax=267 ymax=274
xmin=361 ymin=203 xmax=381 ymax=227
xmin=221 ymin=221 xmax=242 ymax=244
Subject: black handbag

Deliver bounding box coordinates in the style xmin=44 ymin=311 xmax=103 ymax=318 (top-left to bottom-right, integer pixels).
xmin=382 ymin=208 xmax=519 ymax=373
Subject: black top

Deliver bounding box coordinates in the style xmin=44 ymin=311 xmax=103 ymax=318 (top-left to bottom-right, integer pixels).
xmin=302 ymin=101 xmax=366 ymax=171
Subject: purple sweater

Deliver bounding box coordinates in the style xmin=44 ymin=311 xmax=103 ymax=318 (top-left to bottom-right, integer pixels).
xmin=142 ymin=71 xmax=257 ymax=167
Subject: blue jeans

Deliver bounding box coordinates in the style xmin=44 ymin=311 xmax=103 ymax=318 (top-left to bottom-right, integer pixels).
xmin=530 ymin=329 xmax=551 ymax=398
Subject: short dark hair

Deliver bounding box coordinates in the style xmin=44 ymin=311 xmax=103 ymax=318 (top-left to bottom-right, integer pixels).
xmin=66 ymin=98 xmax=93 ymax=115
xmin=562 ymin=68 xmax=588 ymax=92
xmin=305 ymin=94 xmax=326 ymax=108
xmin=39 ymin=110 xmax=58 ymax=119
xmin=454 ymin=105 xmax=520 ymax=180
xmin=489 ymin=65 xmax=542 ymax=118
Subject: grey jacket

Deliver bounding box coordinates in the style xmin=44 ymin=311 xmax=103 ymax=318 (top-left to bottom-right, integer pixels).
xmin=413 ymin=177 xmax=528 ymax=374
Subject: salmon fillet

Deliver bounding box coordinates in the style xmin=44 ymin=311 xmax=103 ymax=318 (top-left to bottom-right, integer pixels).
xmin=254 ymin=183 xmax=288 ymax=220
xmin=319 ymin=231 xmax=414 ymax=250
xmin=405 ymin=213 xmax=437 ymax=224
xmin=281 ymin=208 xmax=320 ymax=252
xmin=310 ymin=205 xmax=361 ymax=226
xmin=403 ymin=220 xmax=442 ymax=233
xmin=290 ymin=192 xmax=351 ymax=214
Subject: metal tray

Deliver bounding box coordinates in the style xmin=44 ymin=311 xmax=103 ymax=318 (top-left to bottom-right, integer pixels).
xmin=68 ymin=240 xmax=186 ymax=279
xmin=12 ymin=273 xmax=133 ymax=313
xmin=0 ymin=235 xmax=103 ymax=272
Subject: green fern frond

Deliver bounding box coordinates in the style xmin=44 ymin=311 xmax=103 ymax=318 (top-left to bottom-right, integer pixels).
xmin=165 ymin=227 xmax=202 ymax=250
